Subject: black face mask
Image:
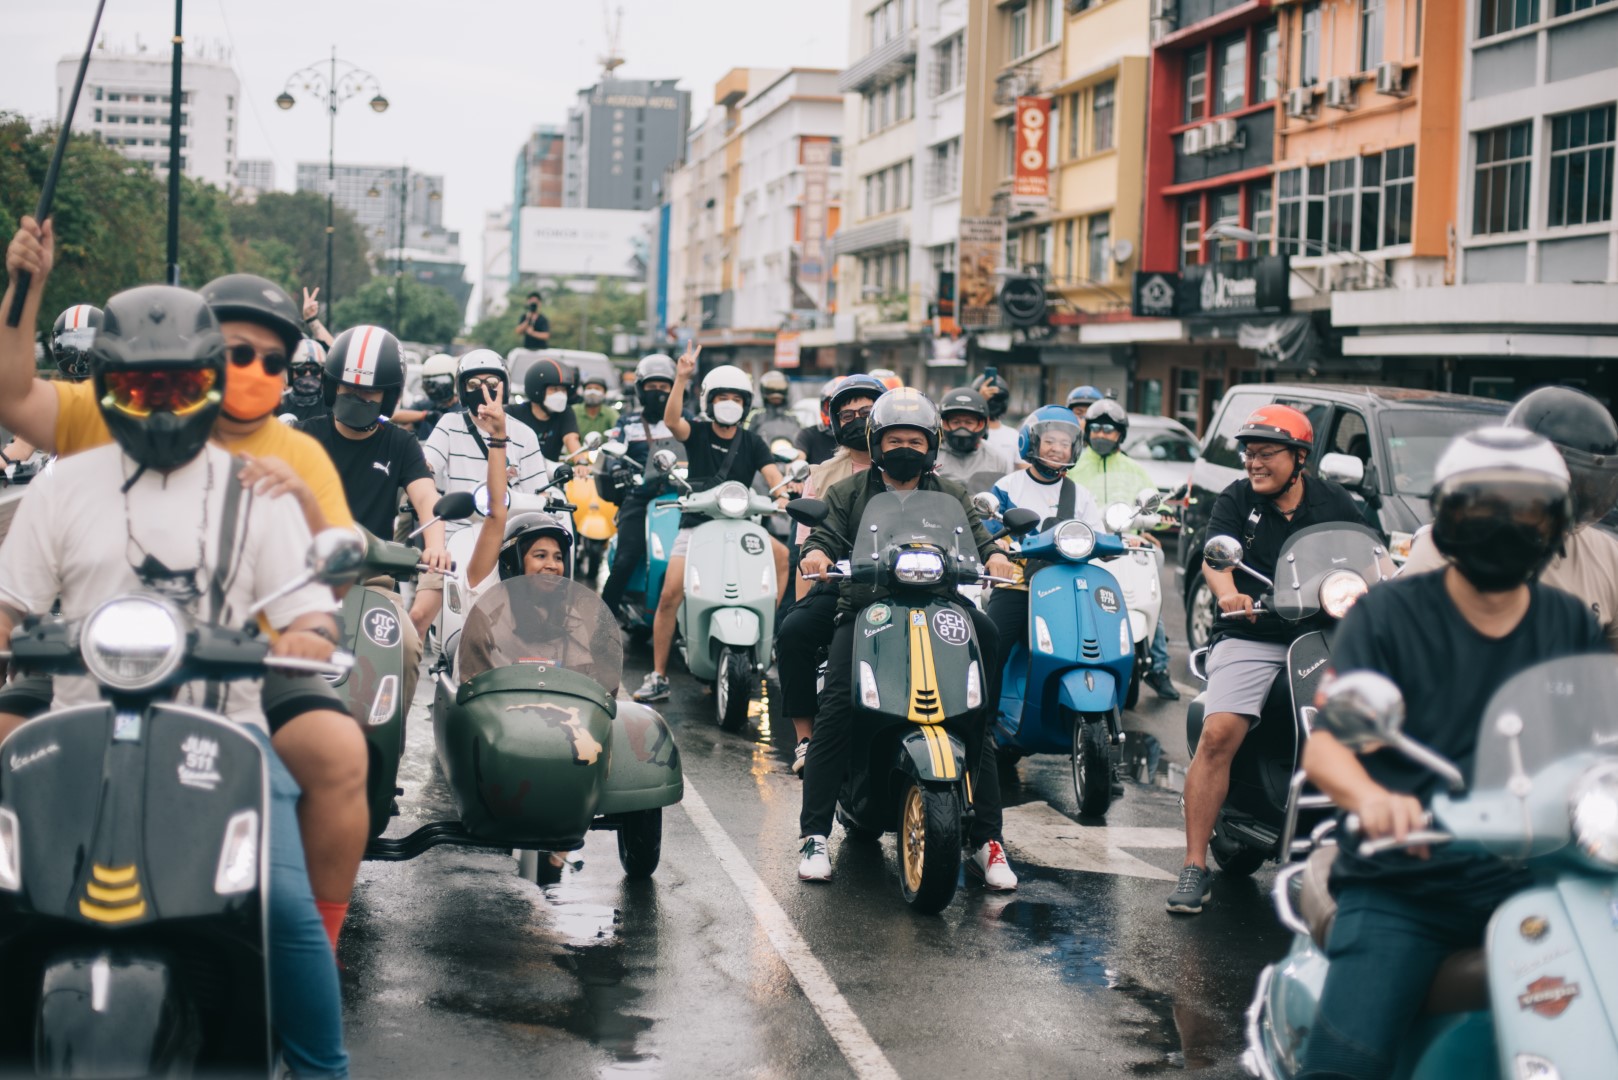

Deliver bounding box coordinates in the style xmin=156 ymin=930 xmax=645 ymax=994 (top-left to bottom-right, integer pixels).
xmin=765 ymin=392 xmax=787 ymax=406
xmin=1088 ymin=434 xmax=1120 ymax=458
xmin=881 ymin=447 xmax=930 ymax=482
xmin=837 ymin=418 xmax=869 ymax=449
xmin=290 ymin=374 xmax=323 ymax=405
xmin=945 ymin=428 xmax=982 ymax=454
xmin=333 ymin=393 xmax=383 ymax=431
xmin=640 ymin=389 xmax=670 ymax=419
xmin=423 ymin=378 xmax=456 ymax=405
xmin=1444 ymin=526 xmax=1556 ymax=593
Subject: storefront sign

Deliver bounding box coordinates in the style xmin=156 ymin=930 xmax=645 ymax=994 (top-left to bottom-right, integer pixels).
xmin=958 ymin=217 xmax=1007 ymax=330
xmin=1013 ymin=97 xmax=1052 ymax=206
xmin=798 ymin=137 xmax=833 ymax=286
xmin=998 ymin=275 xmax=1048 ymax=327
xmin=1132 ymin=272 xmax=1180 ymax=318
xmin=774 ymin=331 xmax=801 ymax=369
xmin=1131 ymin=256 xmax=1290 ymax=318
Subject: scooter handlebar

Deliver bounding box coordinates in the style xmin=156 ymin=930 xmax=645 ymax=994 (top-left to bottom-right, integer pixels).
xmin=262 ymin=651 xmax=355 ymax=679
xmin=1340 ymin=812 xmax=1453 ymax=856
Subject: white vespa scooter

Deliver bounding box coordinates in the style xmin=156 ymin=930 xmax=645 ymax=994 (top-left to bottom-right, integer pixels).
xmin=1095 ymin=489 xmax=1167 ymax=709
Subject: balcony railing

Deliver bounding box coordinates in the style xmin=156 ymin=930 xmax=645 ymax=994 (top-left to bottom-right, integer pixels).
xmin=838 ymin=30 xmax=919 ymax=94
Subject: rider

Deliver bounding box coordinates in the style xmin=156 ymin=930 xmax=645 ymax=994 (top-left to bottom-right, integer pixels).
xmin=632 ymin=345 xmax=788 ymax=703
xmin=1400 ymin=384 xmax=1618 ymax=650
xmin=1298 ymin=428 xmax=1603 ymax=1080
xmin=1169 ymin=404 xmax=1363 ymax=915
xmin=281 ymin=338 xmax=330 ymax=424
xmin=572 ymin=371 xmax=620 ymax=443
xmin=508 ymin=355 xmax=583 ymax=465
xmin=775 ymin=373 xmax=884 ymax=776
xmin=392 ymin=352 xmax=462 ymax=441
xmin=972 ymin=367 xmax=1021 ymax=460
xmin=795 ymin=376 xmax=843 ymax=466
xmin=796 ymin=388 xmax=1020 ymax=890
xmin=746 ymin=369 xmax=798 ymax=434
xmin=0 ymin=285 xmax=349 ymax=1078
xmin=932 ymin=385 xmax=1013 ymax=492
xmin=599 ymin=354 xmax=682 ymax=623
xmin=1069 ymin=399 xmax=1180 ymax=701
xmin=1 ymin=303 xmax=101 ymax=472
xmin=1067 ymin=384 xmax=1104 ymax=428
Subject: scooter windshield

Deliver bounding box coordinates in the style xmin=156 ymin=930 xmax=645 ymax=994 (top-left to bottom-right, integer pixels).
xmin=1471 ymin=654 xmax=1618 ymax=792
xmin=457 ymin=576 xmax=625 ymax=693
xmin=1269 ymin=522 xmax=1396 ymax=622
xmin=850 ymin=490 xmax=979 ymax=581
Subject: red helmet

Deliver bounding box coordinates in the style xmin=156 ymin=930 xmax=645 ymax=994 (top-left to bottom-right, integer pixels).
xmin=1235 ymin=404 xmax=1314 ymax=452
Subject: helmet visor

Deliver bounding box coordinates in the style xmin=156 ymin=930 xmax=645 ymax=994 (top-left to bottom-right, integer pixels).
xmin=1561 ymin=445 xmax=1618 ymax=526
xmin=101 ymin=368 xmax=219 ymax=418
xmin=56 ymin=328 xmax=96 ymax=354
xmin=1026 ymin=417 xmax=1082 ymax=470
xmin=1434 ymin=475 xmax=1570 ymax=552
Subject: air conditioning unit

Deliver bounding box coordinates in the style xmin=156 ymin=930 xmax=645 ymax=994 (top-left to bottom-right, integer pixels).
xmin=1149 ymin=17 xmax=1175 ymax=43
xmin=1325 ymin=76 xmax=1355 ymax=110
xmin=1065 ymin=0 xmax=1092 ymax=12
xmin=1182 ymin=126 xmax=1206 ymax=155
xmin=1285 ymin=86 xmax=1317 ymax=119
xmin=1208 ymin=118 xmax=1237 ymax=150
xmin=1375 ymin=61 xmax=1407 ymax=97
xmin=1149 ymin=0 xmax=1176 ymax=19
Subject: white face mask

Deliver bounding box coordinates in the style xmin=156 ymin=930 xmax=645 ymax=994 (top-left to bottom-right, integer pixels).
xmin=543 ymin=391 xmax=570 ymax=414
xmin=712 ymin=400 xmax=745 ymax=426
xmin=583 ymin=388 xmax=605 ymax=405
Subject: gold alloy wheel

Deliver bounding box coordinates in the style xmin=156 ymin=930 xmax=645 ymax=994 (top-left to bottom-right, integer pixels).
xmin=901 ymin=784 xmax=925 ymax=894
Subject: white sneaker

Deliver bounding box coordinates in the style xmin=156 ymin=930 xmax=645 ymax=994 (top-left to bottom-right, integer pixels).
xmin=797 ymin=835 xmax=832 ymax=881
xmin=967 ymin=839 xmax=1018 ymax=891
xmin=791 ymin=737 xmax=810 ymax=777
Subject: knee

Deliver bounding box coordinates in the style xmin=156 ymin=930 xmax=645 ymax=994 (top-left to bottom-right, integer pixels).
xmin=1195 ymin=714 xmax=1249 ymax=762
xmin=274 ymin=710 xmax=368 ymax=793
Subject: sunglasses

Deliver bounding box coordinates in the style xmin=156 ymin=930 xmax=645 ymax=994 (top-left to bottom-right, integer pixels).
xmin=464 ymin=375 xmax=503 ymax=393
xmin=101 ymin=368 xmax=219 ymax=418
xmin=226 ymin=343 xmax=290 ymax=377
xmin=1087 ymin=422 xmax=1119 ymax=435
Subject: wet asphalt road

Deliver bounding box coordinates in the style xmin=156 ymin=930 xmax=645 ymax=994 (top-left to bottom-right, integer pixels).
xmin=339 ymin=558 xmax=1291 ymax=1078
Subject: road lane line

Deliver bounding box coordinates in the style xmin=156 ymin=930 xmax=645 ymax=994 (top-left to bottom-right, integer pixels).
xmin=679 ymin=779 xmax=901 ymax=1080
xmin=1002 ymin=802 xmax=1184 ymax=881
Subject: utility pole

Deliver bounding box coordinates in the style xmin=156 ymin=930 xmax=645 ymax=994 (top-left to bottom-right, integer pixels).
xmin=164 ymin=0 xmax=183 ymax=285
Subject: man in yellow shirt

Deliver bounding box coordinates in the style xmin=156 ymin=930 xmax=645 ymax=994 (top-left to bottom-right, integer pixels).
xmin=1 ymin=217 xmax=367 ymax=951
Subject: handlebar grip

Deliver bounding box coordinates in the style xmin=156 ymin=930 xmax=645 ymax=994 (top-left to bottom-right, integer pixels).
xmin=800 ymin=572 xmax=850 ymax=581
xmin=415 ymin=561 xmax=456 ymax=574
xmin=1359 ymin=831 xmax=1453 ymax=857
xmin=1216 ymin=605 xmax=1270 ymax=621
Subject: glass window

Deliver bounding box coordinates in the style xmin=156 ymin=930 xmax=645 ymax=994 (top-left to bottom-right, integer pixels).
xmin=1216 ymin=34 xmax=1247 ymax=115
xmin=1327 ymin=159 xmax=1356 ymax=254
xmin=1256 ymin=22 xmax=1281 ymax=104
xmin=1139 ymin=379 xmax=1164 ymax=418
xmin=1250 ymin=182 xmax=1274 ymax=256
xmin=1174 ymin=370 xmax=1201 ymax=431
xmin=1555 ymin=0 xmax=1617 ymax=12
xmin=1383 ymin=145 xmax=1415 ymax=247
xmin=1064 ymin=218 xmax=1077 ymax=282
xmin=933 ymin=33 xmax=964 ymax=96
xmin=1184 ymin=48 xmax=1208 ymax=123
xmin=1067 ymin=93 xmax=1082 ymax=159
xmin=1087 ymin=214 xmax=1111 ymax=282
xmin=1300 ymin=3 xmax=1322 ymax=86
xmin=1479 ymin=0 xmax=1539 ymax=37
xmin=1010 ymin=4 xmax=1029 ymax=61
xmin=1210 ymin=188 xmax=1242 ymax=260
xmin=1549 ymin=105 xmax=1615 ymax=228
xmin=1180 ymin=198 xmax=1202 ymax=267
xmin=1044 ymin=0 xmax=1060 ymax=44
xmin=1002 ymin=119 xmax=1016 ymax=178
xmin=1473 ymin=122 xmax=1533 ymax=235
xmin=1092 ymin=81 xmax=1115 ymax=152
xmin=1359 ymin=153 xmax=1383 ymax=252
xmin=1360 ymin=0 xmax=1384 ymax=71
xmin=1306 ymin=164 xmax=1326 ymax=249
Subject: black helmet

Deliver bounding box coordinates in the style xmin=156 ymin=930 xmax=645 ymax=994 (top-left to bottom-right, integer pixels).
xmin=51 ymin=304 xmax=103 ymax=380
xmin=199 ymin=274 xmax=304 ymax=355
xmin=828 ymin=373 xmax=886 ymax=447
xmin=1506 ymin=385 xmax=1618 ymax=527
xmin=498 ymin=511 xmax=573 ymax=580
xmin=524 ymin=356 xmax=572 ymax=406
xmin=970 ymin=370 xmax=1010 ymax=418
xmin=323 ymin=325 xmax=405 ymax=428
xmin=939 ymin=385 xmax=989 ymax=421
xmin=90 ymin=285 xmax=225 ymax=473
xmin=1431 ymin=427 xmax=1573 ymax=592
xmin=867 ymin=387 xmax=940 ymax=473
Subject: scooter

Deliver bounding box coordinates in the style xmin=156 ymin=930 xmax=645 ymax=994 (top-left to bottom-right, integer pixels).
xmin=0 ymin=531 xmax=359 ymax=1076
xmin=669 ymin=459 xmax=808 ymax=730
xmin=600 ymin=445 xmax=685 ymax=639
xmin=788 ymin=493 xmax=1030 ymax=913
xmin=1094 ymin=490 xmax=1168 ymax=710
xmin=1184 ymin=523 xmax=1395 ymax=875
xmin=1245 ymin=657 xmax=1618 ymax=1080
xmin=567 ymin=435 xmax=617 ymax=582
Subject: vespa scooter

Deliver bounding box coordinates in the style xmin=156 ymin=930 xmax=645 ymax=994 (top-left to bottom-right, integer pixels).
xmin=1094 ymin=490 xmax=1169 ymax=710
xmin=1245 ymin=658 xmax=1618 ymax=1080
xmin=599 ymin=445 xmax=684 ymax=640
xmin=567 ymin=433 xmax=617 ymax=582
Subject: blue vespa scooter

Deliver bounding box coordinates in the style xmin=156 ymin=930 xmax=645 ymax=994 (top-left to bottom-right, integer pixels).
xmin=600 ymin=444 xmax=684 ymax=639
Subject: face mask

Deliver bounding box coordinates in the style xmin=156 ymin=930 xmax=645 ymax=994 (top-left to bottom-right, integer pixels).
xmin=333 ymin=392 xmax=384 ymax=431
xmin=640 ymin=389 xmax=670 ymax=418
xmin=423 ymin=378 xmax=455 ymax=404
xmin=712 ymin=400 xmax=745 ymax=426
xmin=290 ymin=374 xmax=323 ymax=405
xmin=222 ymin=361 xmax=286 ymax=422
xmin=1089 ymin=435 xmax=1120 ymax=458
xmin=583 ymin=388 xmax=605 ymax=405
xmin=881 ymin=447 xmax=930 ymax=482
xmin=837 ymin=418 xmax=870 ymax=449
xmin=945 ymin=428 xmax=982 ymax=454
xmin=543 ymin=391 xmax=570 ymax=414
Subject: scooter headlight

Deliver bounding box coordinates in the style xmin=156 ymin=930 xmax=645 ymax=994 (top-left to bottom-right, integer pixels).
xmin=82 ymin=596 xmax=186 ymax=692
xmin=1055 ymin=521 xmax=1096 ymax=560
xmin=893 ymin=549 xmax=945 ymax=584
xmin=214 ymin=809 xmax=259 ymax=895
xmin=1514 ymin=1054 xmax=1561 ymax=1079
xmin=1319 ymin=570 xmax=1368 ymax=620
xmin=0 ymin=807 xmax=20 ymax=892
xmin=1570 ymin=760 xmax=1618 ymax=869
xmin=716 ymin=481 xmax=751 ymax=517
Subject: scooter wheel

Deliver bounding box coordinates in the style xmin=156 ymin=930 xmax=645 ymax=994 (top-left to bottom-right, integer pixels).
xmin=897 ymin=780 xmax=961 ymax=914
xmin=1210 ymin=833 xmax=1267 ymax=877
xmin=616 ymin=808 xmax=662 ymax=878
xmin=1071 ymin=716 xmax=1115 ymax=818
xmin=717 ymin=647 xmax=752 ymax=732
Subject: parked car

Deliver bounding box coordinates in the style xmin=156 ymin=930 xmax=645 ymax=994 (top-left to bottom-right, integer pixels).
xmin=508 ymin=348 xmax=615 ymax=402
xmin=1124 ymin=413 xmax=1199 ymax=495
xmin=1177 ymin=384 xmax=1508 ymax=650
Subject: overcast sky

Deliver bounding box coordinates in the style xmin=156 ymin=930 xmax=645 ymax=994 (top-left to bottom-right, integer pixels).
xmin=1 ymin=0 xmax=848 ymax=311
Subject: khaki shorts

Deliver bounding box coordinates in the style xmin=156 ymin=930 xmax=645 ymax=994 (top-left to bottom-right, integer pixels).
xmin=1204 ymin=638 xmax=1289 ymax=724
xmin=415 ymin=571 xmax=444 ymax=594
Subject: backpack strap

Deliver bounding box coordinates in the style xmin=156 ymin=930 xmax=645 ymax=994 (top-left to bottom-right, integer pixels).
xmin=1056 ymin=476 xmax=1076 ymax=524
xmin=203 ymin=455 xmax=248 ymax=712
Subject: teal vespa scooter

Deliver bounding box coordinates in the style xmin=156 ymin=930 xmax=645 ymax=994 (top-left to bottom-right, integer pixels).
xmin=1245 ymin=657 xmax=1618 ymax=1079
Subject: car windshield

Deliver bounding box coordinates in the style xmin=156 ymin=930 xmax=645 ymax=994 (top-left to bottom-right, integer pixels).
xmin=1382 ymin=409 xmax=1506 ymax=496
xmin=1269 ymin=522 xmax=1396 ymax=621
xmin=457 ymin=576 xmax=624 ymax=692
xmin=1125 ymin=426 xmax=1198 ymax=463
xmin=850 ymin=490 xmax=979 ymax=577
xmin=1472 ymin=654 xmax=1618 ymax=791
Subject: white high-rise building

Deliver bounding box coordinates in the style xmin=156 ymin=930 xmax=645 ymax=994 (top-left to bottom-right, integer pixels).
xmin=233 ymin=159 xmax=274 ymax=200
xmin=294 ymin=163 xmax=457 ymax=260
xmin=57 ymin=45 xmax=241 ymax=190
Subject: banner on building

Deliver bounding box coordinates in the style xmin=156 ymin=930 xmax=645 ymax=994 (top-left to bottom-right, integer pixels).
xmin=798 ymin=137 xmax=834 ymax=289
xmin=957 ymin=217 xmax=1006 ymax=330
xmin=774 ymin=331 xmax=802 ymax=369
xmin=1013 ymin=96 xmax=1053 ymax=209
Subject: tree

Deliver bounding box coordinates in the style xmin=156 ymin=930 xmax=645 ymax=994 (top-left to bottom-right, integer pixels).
xmin=227 ymin=191 xmax=372 ymax=306
xmin=464 ymin=279 xmax=646 ymax=356
xmin=331 ymin=275 xmax=463 ymax=346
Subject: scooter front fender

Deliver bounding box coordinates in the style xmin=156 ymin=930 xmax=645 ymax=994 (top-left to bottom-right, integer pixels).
xmin=1057 ymin=667 xmax=1118 ymax=714
xmin=707 ymin=607 xmax=761 ymax=649
xmin=896 ymin=726 xmax=967 ymax=784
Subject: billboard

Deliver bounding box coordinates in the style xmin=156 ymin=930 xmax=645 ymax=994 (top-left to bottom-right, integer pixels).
xmin=516 ymin=207 xmax=645 ymax=278
xmin=958 ymin=217 xmax=1006 ymax=330
xmin=1013 ymin=96 xmax=1052 ymax=210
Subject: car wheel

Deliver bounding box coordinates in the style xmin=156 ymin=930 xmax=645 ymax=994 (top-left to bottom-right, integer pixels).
xmin=1186 ymin=571 xmax=1216 ymax=652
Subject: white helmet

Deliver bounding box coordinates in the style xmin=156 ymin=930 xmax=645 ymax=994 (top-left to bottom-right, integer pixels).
xmin=1430 ymin=427 xmax=1573 ymax=592
xmin=422 ymin=352 xmax=456 ymax=379
xmin=456 ymin=349 xmax=507 ymax=400
xmin=1432 ymin=426 xmax=1570 ymax=489
xmin=700 ymin=364 xmax=754 ymax=417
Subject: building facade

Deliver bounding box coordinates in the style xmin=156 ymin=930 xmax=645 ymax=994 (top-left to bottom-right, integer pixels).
xmin=294 ymin=163 xmax=457 ymax=260
xmin=563 ymin=78 xmax=692 ymax=211
xmin=233 ymin=158 xmax=274 ymax=200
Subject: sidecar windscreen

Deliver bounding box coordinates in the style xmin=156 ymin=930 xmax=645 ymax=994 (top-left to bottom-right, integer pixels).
xmin=458 ymin=576 xmax=624 ymax=693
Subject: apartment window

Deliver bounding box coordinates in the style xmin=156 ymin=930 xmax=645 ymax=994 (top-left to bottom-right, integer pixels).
xmin=1555 ymin=0 xmax=1617 ymax=12
xmin=1383 ymin=145 xmax=1414 ymax=246
xmin=1210 ymin=189 xmax=1242 ymax=259
xmin=933 ymin=33 xmax=964 ymax=95
xmin=1359 ymin=155 xmax=1383 ymax=252
xmin=867 ymin=0 xmax=907 ymax=49
xmin=1184 ymin=49 xmax=1208 ymax=123
xmin=879 ymin=83 xmax=892 ymax=129
xmin=1091 ymin=81 xmax=1115 ymax=152
xmin=1180 ymin=198 xmax=1203 ymax=267
xmin=1002 ymin=118 xmax=1017 ymax=178
xmin=1327 ymin=160 xmax=1357 ymax=253
xmin=1300 ymin=3 xmax=1322 ymax=86
xmin=1359 ymin=0 xmax=1384 ymax=71
xmin=928 ymin=138 xmax=962 ymax=198
xmin=1009 ymin=3 xmax=1030 ymax=61
xmin=1250 ymin=182 xmax=1274 ymax=256
xmin=1256 ymin=22 xmax=1280 ymax=104
xmin=1066 ymin=93 xmax=1082 ymax=159
xmin=1478 ymin=0 xmax=1538 ymax=37
xmin=1216 ymin=34 xmax=1247 ymax=115
xmin=1063 ymin=218 xmax=1077 ymax=281
xmin=1549 ymin=106 xmax=1615 ymax=227
xmin=1474 ymin=122 xmax=1533 ymax=235
xmin=1042 ymin=0 xmax=1060 ymax=44
xmin=1087 ymin=214 xmax=1111 ymax=282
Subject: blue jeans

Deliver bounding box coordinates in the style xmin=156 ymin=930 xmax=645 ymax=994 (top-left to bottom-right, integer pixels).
xmin=247 ymin=726 xmax=350 ymax=1079
xmin=1149 ymin=617 xmax=1170 ymax=675
xmin=1299 ymin=886 xmax=1492 ymax=1079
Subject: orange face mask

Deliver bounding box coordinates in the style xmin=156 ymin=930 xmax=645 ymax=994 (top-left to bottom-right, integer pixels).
xmin=222 ymin=358 xmax=287 ymax=421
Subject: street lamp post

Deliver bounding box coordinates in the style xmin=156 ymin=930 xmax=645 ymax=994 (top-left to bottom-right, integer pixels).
xmin=275 ymin=48 xmax=388 ymax=322
xmin=369 ymin=167 xmax=440 ymax=336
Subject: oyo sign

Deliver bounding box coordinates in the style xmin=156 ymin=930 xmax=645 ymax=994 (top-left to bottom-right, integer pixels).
xmin=1014 ymin=97 xmax=1052 ymax=200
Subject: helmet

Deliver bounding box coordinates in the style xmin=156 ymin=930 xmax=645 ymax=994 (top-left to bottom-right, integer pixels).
xmin=939 ymin=386 xmax=990 ymax=421
xmin=323 ymin=325 xmax=406 ymax=427
xmin=1234 ymin=403 xmax=1314 ymax=453
xmin=867 ymin=387 xmax=940 ymax=471
xmin=1018 ymin=406 xmax=1085 ymax=477
xmin=1067 ymin=384 xmax=1104 ymax=409
xmin=288 ymin=338 xmax=327 ymax=406
xmin=421 ymin=352 xmax=457 ymax=404
xmin=199 ymin=274 xmax=304 ymax=355
xmin=456 ymin=349 xmax=508 ymax=404
xmin=760 ymin=369 xmax=790 ymax=402
xmin=581 ymin=370 xmax=611 ymax=391
xmin=51 ymin=304 xmax=103 ymax=380
xmin=868 ymin=367 xmax=903 ymax=391
xmin=90 ymin=285 xmax=225 ymax=474
xmin=700 ymin=364 xmax=754 ymax=418
xmin=971 ymin=370 xmax=1011 ymax=418
xmin=635 ymin=353 xmax=677 ymax=392
xmin=827 ymin=373 xmax=886 ymax=447
xmin=524 ymin=356 xmax=573 ymax=409
xmin=818 ymin=376 xmax=846 ymax=431
xmin=1506 ymin=385 xmax=1618 ymax=527
xmin=1083 ymin=399 xmax=1130 ymax=442
xmin=1431 ymin=427 xmax=1572 ymax=592
xmin=292 ymin=338 xmax=327 ymax=372
xmin=498 ymin=510 xmax=574 ymax=580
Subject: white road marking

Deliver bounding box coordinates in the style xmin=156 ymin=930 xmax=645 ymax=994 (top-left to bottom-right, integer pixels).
xmin=1002 ymin=802 xmax=1185 ymax=881
xmin=679 ymin=780 xmax=901 ymax=1080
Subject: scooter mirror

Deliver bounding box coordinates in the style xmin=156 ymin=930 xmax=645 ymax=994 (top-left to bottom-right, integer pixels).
xmin=786 ymin=497 xmax=830 ymax=528
xmin=1203 ymin=535 xmax=1245 ymax=572
xmin=1103 ymin=503 xmax=1136 ymax=535
xmin=549 ymin=463 xmax=575 ymax=485
xmin=471 ymin=484 xmax=511 ymax=517
xmin=1317 ymin=671 xmax=1405 ymax=748
xmin=308 ymin=528 xmax=367 ymax=586
xmin=601 ymin=440 xmax=630 ymax=458
xmin=1002 ymin=507 xmax=1042 ymax=536
xmin=771 ymin=437 xmax=800 ymax=464
xmin=1135 ymin=487 xmax=1163 ymax=513
xmin=785 ymin=459 xmax=811 ymax=483
xmin=432 ymin=491 xmax=478 ymax=522
xmin=971 ymin=492 xmax=1001 ymax=520
xmin=650 ymin=449 xmax=679 ymax=473
xmin=583 ymin=431 xmax=604 ymax=451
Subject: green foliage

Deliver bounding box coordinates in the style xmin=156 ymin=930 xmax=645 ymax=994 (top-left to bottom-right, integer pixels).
xmin=227 ymin=191 xmax=372 ymax=302
xmin=464 ymin=279 xmax=645 ymax=356
xmin=331 ymin=274 xmax=463 ymax=347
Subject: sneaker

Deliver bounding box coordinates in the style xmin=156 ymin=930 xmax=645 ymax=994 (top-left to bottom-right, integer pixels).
xmin=791 ymin=737 xmax=810 ymax=777
xmin=798 ymin=835 xmax=832 ymax=881
xmin=632 ymin=672 xmax=670 ymax=703
xmin=1166 ymin=864 xmax=1214 ymax=914
xmin=1145 ymin=669 xmax=1182 ymax=701
xmin=966 ymin=840 xmax=1018 ymax=891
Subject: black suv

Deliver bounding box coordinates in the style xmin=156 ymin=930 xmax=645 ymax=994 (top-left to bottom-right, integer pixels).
xmin=1178 ymin=384 xmax=1508 ymax=649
